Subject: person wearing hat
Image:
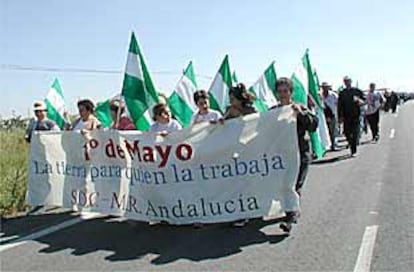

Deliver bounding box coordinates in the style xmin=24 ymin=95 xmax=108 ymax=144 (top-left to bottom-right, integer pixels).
xmin=70 ymin=99 xmax=102 ymax=131
xmin=338 ymin=76 xmax=365 ymax=156
xmin=25 ymin=101 xmax=60 ymax=143
xmin=109 ymin=99 xmax=135 ymax=130
xmin=321 ymin=82 xmax=339 ymax=151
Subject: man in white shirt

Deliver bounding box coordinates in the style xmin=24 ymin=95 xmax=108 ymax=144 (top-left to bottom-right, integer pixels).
xmin=321 ymin=82 xmax=338 ymax=151
xmin=25 ymin=101 xmax=60 ymax=143
xmin=365 ymin=83 xmax=384 ymax=141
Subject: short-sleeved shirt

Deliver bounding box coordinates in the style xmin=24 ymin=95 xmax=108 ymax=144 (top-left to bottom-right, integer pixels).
xmin=191 ymin=110 xmax=222 ymax=125
xmin=366 ymin=91 xmax=383 ymax=115
xmin=150 ymin=119 xmax=182 ymax=134
xmin=25 ymin=118 xmax=59 ymax=142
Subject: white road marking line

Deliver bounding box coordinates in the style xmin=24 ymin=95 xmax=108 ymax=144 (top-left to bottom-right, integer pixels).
xmin=0 ymin=212 xmax=101 ymax=252
xmin=389 ymin=129 xmax=395 ymax=139
xmin=354 ymin=225 xmax=379 ymax=272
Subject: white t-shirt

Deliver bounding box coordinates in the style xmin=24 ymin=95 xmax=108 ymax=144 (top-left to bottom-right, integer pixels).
xmin=191 ymin=110 xmax=222 ymax=125
xmin=323 ymin=91 xmax=338 ymax=119
xmin=150 ymin=119 xmax=182 ymax=134
xmin=73 ymin=119 xmax=86 ymax=131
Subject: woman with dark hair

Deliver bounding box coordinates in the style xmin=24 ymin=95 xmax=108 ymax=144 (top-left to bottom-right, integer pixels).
xmin=150 ymin=103 xmax=182 ymax=135
xmin=70 ymin=99 xmax=102 ymax=131
xmin=191 ymin=90 xmax=222 ymax=125
xmin=272 ymin=77 xmax=318 ymax=233
xmin=224 ymin=83 xmax=256 ymax=120
xmin=109 ymin=99 xmax=135 ymax=130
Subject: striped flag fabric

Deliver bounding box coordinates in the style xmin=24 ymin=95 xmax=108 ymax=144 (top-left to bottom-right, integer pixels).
xmin=208 ymin=55 xmax=233 ymax=114
xmin=249 ymin=61 xmax=278 ymax=112
xmin=291 ymin=50 xmax=326 ymax=159
xmin=168 ymin=61 xmax=198 ymax=128
xmin=121 ymin=32 xmax=159 ymax=131
xmin=44 ymin=78 xmax=67 ymax=129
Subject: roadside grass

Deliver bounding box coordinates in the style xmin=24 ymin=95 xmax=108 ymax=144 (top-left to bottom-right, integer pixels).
xmin=0 ymin=130 xmax=30 ymax=216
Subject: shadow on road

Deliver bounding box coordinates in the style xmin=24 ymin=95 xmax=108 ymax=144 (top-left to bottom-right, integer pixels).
xmin=1 ymin=209 xmax=75 ymax=243
xmin=31 ymin=216 xmax=287 ymax=264
xmin=312 ymin=154 xmax=352 ymax=165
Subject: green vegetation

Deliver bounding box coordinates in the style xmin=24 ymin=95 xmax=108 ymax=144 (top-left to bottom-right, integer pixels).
xmin=0 ymin=129 xmax=30 ymax=216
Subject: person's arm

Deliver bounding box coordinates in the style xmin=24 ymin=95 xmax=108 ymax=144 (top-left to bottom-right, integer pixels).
xmin=337 ymin=93 xmax=344 ymax=122
xmin=297 ymin=106 xmax=318 ymax=133
xmin=293 ymin=104 xmax=318 ymax=132
xmin=25 ymin=119 xmax=35 ymax=143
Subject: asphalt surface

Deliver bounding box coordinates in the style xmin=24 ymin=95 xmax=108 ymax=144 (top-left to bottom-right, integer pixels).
xmin=1 ymin=101 xmax=413 ymax=271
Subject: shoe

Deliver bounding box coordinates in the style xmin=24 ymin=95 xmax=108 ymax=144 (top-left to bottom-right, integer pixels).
xmin=285 ymin=211 xmax=299 ymax=224
xmin=233 ymin=219 xmax=249 ymax=227
xmin=279 ymin=222 xmax=292 ymax=233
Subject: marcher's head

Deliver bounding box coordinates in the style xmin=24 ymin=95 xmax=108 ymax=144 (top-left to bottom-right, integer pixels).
xmin=33 ymin=101 xmax=47 ymax=121
xmin=193 ymin=90 xmax=210 ymax=113
xmin=109 ymin=99 xmax=125 ymax=120
xmin=276 ymin=77 xmax=293 ymax=105
xmin=152 ymin=103 xmax=171 ymax=124
xmin=343 ymin=76 xmax=352 ymax=88
xmin=229 ymin=83 xmax=255 ymax=108
xmin=321 ymin=82 xmax=331 ymax=95
xmin=369 ymin=83 xmax=376 ymax=92
xmin=77 ymin=99 xmax=95 ymax=120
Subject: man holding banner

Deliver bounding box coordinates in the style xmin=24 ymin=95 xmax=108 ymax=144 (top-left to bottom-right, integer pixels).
xmin=272 ymin=77 xmax=318 ymax=233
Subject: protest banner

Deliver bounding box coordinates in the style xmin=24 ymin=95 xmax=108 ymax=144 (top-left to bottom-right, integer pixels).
xmin=27 ymin=106 xmax=300 ymax=224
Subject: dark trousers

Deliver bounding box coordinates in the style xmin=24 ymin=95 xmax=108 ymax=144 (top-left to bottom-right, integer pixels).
xmin=344 ymin=118 xmax=360 ymax=154
xmin=295 ymin=153 xmax=310 ymax=195
xmin=366 ymin=110 xmax=380 ymax=139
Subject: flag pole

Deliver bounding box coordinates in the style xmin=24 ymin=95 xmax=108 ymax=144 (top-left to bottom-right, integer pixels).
xmin=115 ymin=96 xmax=122 ymax=129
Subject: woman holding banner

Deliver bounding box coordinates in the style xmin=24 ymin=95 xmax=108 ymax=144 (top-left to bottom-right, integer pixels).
xmin=150 ymin=103 xmax=182 ymax=135
xmin=272 ymin=77 xmax=318 ymax=233
xmin=69 ymin=99 xmax=102 ymax=131
xmin=224 ymin=83 xmax=256 ymax=120
xmin=191 ymin=90 xmax=222 ymax=124
xmin=223 ymin=83 xmax=257 ymax=227
xmin=109 ymin=99 xmax=135 ymax=130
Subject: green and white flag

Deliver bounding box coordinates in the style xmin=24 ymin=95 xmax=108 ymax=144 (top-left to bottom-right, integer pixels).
xmin=168 ymin=61 xmax=198 ymax=128
xmin=313 ymin=70 xmax=332 ymax=151
xmin=121 ymin=32 xmax=158 ymax=131
xmin=232 ymin=71 xmax=238 ymax=83
xmin=95 ymin=94 xmax=122 ymax=128
xmin=95 ymin=99 xmax=112 ymax=128
xmin=44 ymin=78 xmax=67 ymax=129
xmin=208 ymin=55 xmax=232 ymax=114
xmin=249 ymin=61 xmax=278 ymax=112
xmin=291 ymin=50 xmax=325 ymax=159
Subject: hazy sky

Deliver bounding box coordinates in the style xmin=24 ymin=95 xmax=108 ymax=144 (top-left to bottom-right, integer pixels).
xmin=1 ymin=0 xmax=413 ymax=117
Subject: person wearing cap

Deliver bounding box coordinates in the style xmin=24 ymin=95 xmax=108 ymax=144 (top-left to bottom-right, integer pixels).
xmin=109 ymin=99 xmax=135 ymax=130
xmin=321 ymin=82 xmax=339 ymax=151
xmin=25 ymin=101 xmax=60 ymax=143
xmin=271 ymin=77 xmax=318 ymax=233
xmin=338 ymin=76 xmax=365 ymax=156
xmin=70 ymin=99 xmax=102 ymax=131
xmin=365 ymin=83 xmax=384 ymax=142
xmin=223 ymin=83 xmax=257 ymax=120
xmin=191 ymin=90 xmax=223 ymax=125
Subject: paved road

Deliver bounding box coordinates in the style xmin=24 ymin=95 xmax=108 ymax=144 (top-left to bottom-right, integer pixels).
xmin=1 ymin=102 xmax=413 ymax=271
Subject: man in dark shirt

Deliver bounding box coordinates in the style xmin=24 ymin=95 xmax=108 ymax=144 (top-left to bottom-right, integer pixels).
xmin=338 ymin=76 xmax=365 ymax=156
